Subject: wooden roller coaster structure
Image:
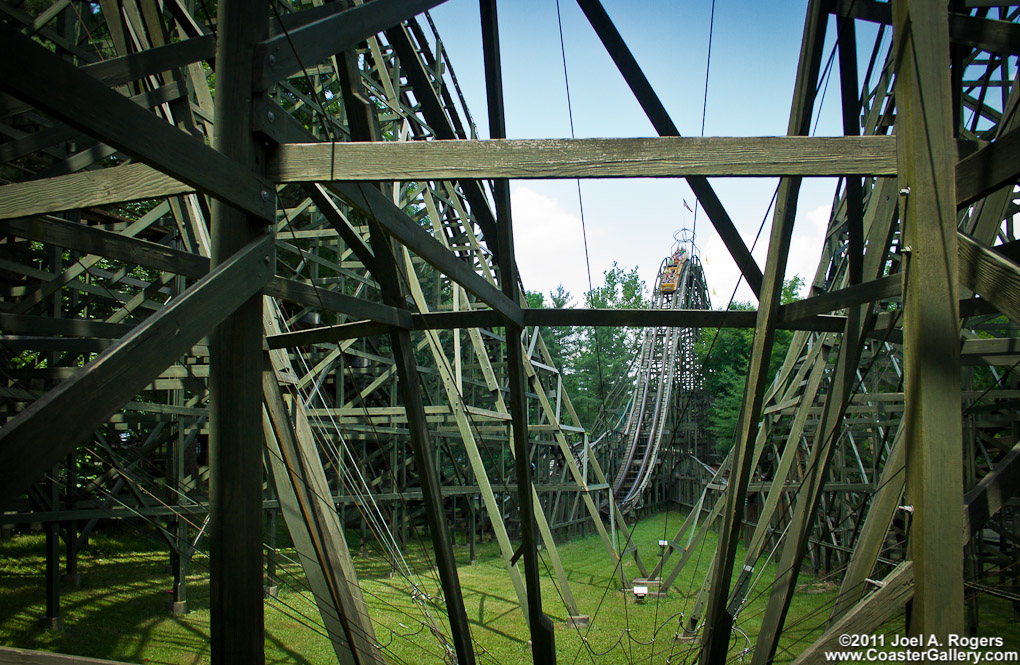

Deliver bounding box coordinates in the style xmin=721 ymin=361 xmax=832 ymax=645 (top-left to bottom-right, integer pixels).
xmin=0 ymin=1 xmax=1018 ymax=664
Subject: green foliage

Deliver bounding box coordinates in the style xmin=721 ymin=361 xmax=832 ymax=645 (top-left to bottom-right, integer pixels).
xmin=570 ymin=263 xmax=648 ymax=427
xmin=696 ymin=276 xmax=805 ymax=452
xmin=528 ymin=264 xmax=648 ymax=429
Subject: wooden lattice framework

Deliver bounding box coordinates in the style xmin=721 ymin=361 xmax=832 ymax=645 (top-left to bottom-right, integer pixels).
xmin=0 ymin=1 xmax=1019 ymax=664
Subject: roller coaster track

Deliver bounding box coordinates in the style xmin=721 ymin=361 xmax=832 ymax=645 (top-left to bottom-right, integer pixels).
xmin=611 ymin=247 xmax=711 ymax=513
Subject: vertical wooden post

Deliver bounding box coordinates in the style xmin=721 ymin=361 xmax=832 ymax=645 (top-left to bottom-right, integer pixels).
xmin=41 ymin=470 xmax=62 ymax=631
xmin=893 ymin=0 xmax=964 ymax=641
xmin=480 ymin=2 xmax=555 ymax=663
xmin=64 ymin=451 xmax=79 ymax=588
xmin=208 ymin=0 xmax=270 ymax=662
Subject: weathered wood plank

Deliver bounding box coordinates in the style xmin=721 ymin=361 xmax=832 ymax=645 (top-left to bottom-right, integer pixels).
xmin=958 ymin=231 xmax=1020 ymax=325
xmin=895 ymin=0 xmax=964 ymax=641
xmin=0 ymin=234 xmax=274 ymax=509
xmin=0 ymin=164 xmax=192 ymax=221
xmin=269 ymin=136 xmax=897 ymax=182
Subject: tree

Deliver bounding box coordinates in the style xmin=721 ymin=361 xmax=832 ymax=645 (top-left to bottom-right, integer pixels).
xmin=696 ymin=275 xmax=805 ymax=452
xmin=568 ymin=263 xmax=649 ymax=428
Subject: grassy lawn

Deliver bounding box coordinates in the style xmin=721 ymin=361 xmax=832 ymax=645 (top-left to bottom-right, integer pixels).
xmin=1 ymin=511 xmax=1016 ymax=664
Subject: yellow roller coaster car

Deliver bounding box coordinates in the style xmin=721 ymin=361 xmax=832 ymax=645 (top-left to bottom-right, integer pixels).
xmin=660 ymin=265 xmax=679 ymax=293
xmin=659 ymin=248 xmax=687 ymax=293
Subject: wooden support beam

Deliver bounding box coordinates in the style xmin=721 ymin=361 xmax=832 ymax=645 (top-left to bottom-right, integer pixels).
xmin=830 ymin=428 xmax=907 ymax=623
xmin=331 ymin=180 xmax=523 ymax=326
xmin=0 ymin=234 xmax=274 ymax=510
xmin=264 ymin=277 xmax=410 ymax=329
xmin=254 ymin=0 xmax=448 ymax=90
xmin=480 ymin=3 xmax=554 ymax=661
xmin=0 ymin=34 xmax=216 ymax=118
xmin=793 ymin=563 xmax=915 ymax=665
xmin=0 ymin=164 xmax=191 ymax=221
xmin=958 ymin=231 xmax=1020 ymax=325
xmin=838 ymin=13 xmax=864 ymax=285
xmin=956 ymin=124 xmax=1020 ymax=208
xmin=305 ymin=184 xmax=377 ymax=274
xmin=263 ymin=368 xmax=383 ymax=665
xmin=727 ymin=351 xmax=828 ymax=614
xmin=269 ymin=136 xmax=897 ymax=182
xmin=0 ymin=23 xmax=273 ymax=221
xmin=207 ymin=3 xmax=270 ymax=663
xmin=778 ymin=274 xmax=902 ymax=322
xmin=263 ymin=308 xmax=846 ymax=347
xmin=0 ymin=313 xmax=132 ymax=339
xmin=752 ymin=312 xmax=865 ymax=664
xmin=1 ymin=215 xmax=407 ymax=328
xmin=963 ymin=440 xmax=1020 ymax=543
xmin=3 ymin=216 xmax=208 ymax=277
xmin=574 ymin=0 xmax=765 ymax=297
xmin=527 ymin=307 xmax=845 ymax=331
xmin=832 ymin=0 xmax=1020 ymax=55
xmin=383 ymin=22 xmax=501 ymax=261
xmin=894 ymin=0 xmax=964 ymax=642
xmin=353 ymin=157 xmax=476 ymax=665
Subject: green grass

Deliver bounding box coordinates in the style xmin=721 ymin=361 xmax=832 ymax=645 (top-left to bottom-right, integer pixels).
xmin=1 ymin=513 xmax=1016 ymax=664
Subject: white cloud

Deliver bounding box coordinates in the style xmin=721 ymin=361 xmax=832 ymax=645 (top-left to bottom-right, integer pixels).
xmin=698 ymin=202 xmax=831 ymax=307
xmin=511 ymin=185 xmax=605 ymax=302
xmin=786 ymin=203 xmax=831 ymax=295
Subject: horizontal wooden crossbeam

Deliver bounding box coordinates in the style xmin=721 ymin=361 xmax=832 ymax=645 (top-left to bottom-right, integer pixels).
xmin=265 ymin=308 xmax=846 ymax=347
xmin=268 ymin=136 xmax=898 ymax=182
xmin=2 ymin=216 xmax=409 ymax=329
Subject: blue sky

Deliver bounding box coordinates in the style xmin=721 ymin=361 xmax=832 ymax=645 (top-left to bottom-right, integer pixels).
xmin=427 ymin=1 xmax=886 ymax=305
